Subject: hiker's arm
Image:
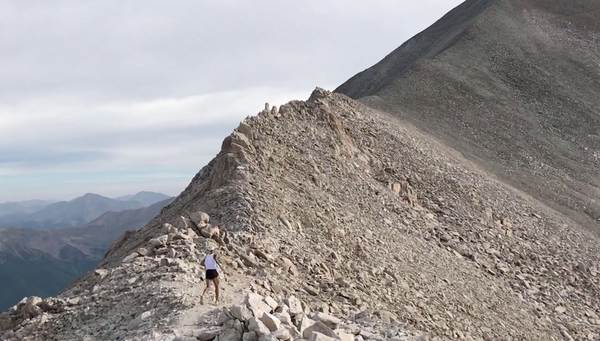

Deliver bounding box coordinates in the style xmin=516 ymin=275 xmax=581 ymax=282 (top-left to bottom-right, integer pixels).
xmin=215 ymin=256 xmax=226 ymax=274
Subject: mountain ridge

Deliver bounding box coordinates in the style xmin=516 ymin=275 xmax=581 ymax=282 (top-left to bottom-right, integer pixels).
xmin=0 ymin=192 xmax=172 ymax=229
xmin=336 ymin=0 xmax=600 ymax=231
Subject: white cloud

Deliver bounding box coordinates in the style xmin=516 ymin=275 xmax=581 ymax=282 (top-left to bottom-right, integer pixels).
xmin=0 ymin=0 xmax=464 ymax=201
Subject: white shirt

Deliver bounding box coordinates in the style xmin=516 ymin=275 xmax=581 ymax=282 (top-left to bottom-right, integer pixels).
xmin=204 ymin=254 xmax=218 ymax=270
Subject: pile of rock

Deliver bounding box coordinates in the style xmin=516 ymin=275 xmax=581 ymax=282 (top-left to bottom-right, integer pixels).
xmin=176 ymin=293 xmax=410 ymax=341
xmin=0 ymin=212 xmax=231 ymax=341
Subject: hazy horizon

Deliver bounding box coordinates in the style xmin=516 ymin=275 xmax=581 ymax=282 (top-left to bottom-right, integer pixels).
xmin=0 ymin=0 xmax=464 ymax=202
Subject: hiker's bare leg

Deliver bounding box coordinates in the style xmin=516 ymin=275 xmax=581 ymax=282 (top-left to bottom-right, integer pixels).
xmin=214 ymin=277 xmax=220 ymax=302
xmin=201 ymin=280 xmax=212 ymax=299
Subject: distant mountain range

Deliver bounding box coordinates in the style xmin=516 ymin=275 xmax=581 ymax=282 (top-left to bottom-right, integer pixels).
xmin=0 ymin=191 xmax=172 ymax=229
xmin=0 ymin=200 xmax=57 ymax=217
xmin=0 ymin=198 xmax=173 ymax=311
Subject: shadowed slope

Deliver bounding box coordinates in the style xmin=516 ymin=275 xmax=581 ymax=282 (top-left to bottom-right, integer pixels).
xmin=336 ymin=0 xmax=600 ymax=230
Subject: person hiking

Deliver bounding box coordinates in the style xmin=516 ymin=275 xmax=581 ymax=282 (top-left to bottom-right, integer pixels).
xmin=200 ymin=246 xmax=224 ymax=305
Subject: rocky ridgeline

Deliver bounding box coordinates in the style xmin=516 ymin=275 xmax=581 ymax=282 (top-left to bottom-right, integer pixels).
xmin=0 ymin=210 xmax=410 ymax=341
xmin=2 ymin=89 xmax=600 ymax=340
xmin=0 ymin=215 xmax=213 ymax=340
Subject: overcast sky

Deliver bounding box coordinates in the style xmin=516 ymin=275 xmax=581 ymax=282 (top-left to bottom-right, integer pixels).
xmin=0 ymin=0 xmax=463 ymax=202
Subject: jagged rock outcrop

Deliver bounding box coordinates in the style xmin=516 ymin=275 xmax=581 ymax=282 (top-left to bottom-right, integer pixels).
xmin=2 ymin=88 xmax=599 ymax=341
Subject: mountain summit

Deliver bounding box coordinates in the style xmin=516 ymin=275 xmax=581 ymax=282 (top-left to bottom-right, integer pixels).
xmin=336 ymin=0 xmax=600 ymax=229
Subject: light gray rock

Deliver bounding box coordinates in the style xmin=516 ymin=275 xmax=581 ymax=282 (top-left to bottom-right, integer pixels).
xmin=175 ymin=216 xmax=194 ymax=230
xmin=309 ymin=332 xmax=338 ymax=341
xmin=122 ymin=252 xmax=139 ymax=263
xmin=285 ymin=296 xmax=303 ymax=316
xmin=94 ymin=269 xmax=109 ymax=280
xmin=264 ymin=296 xmax=279 ymax=310
xmin=272 ymin=328 xmax=292 ymax=340
xmin=242 ymin=332 xmax=258 ymax=341
xmin=218 ymin=309 xmax=235 ymax=325
xmin=174 ymin=337 xmax=199 ymax=341
xmin=231 ymin=304 xmax=254 ymax=322
xmin=302 ymin=322 xmax=338 ymax=340
xmin=201 ymin=225 xmax=220 ymax=239
xmin=274 ymin=312 xmax=292 ymax=326
xmin=336 ymin=331 xmax=355 ymax=341
xmin=311 ymin=313 xmax=342 ymax=329
xmin=217 ymin=319 xmax=244 ymax=341
xmin=259 ymin=312 xmax=282 ymax=332
xmin=191 ymin=328 xmax=221 ymax=341
xmin=164 ymin=223 xmax=177 ymax=234
xmin=243 ymin=331 xmax=258 ymax=341
xmin=258 ymin=335 xmax=278 ymax=341
xmin=149 ymin=235 xmax=168 ymax=248
xmin=190 ymin=212 xmax=211 ymax=226
xmin=246 ymin=293 xmax=273 ymax=314
xmin=248 ymin=317 xmax=271 ymax=337
xmin=237 ymin=121 xmax=253 ymax=140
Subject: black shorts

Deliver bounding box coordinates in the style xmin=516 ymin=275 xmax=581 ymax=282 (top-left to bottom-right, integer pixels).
xmin=206 ymin=269 xmax=219 ymax=280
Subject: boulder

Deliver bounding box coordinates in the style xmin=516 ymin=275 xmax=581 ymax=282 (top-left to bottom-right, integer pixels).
xmin=175 ymin=216 xmax=194 ymax=230
xmin=302 ymin=322 xmax=338 ymax=340
xmin=149 ymin=235 xmax=168 ymax=248
xmin=258 ymin=336 xmax=278 ymax=341
xmin=190 ymin=212 xmax=210 ymax=226
xmin=164 ymin=223 xmax=177 ymax=234
xmin=21 ymin=297 xmax=43 ymax=319
xmin=310 ymin=332 xmax=338 ymax=341
xmin=274 ymin=312 xmax=292 ymax=326
xmin=231 ymin=304 xmax=254 ymax=322
xmin=336 ymin=331 xmax=355 ymax=341
xmin=285 ymin=296 xmax=303 ymax=316
xmin=94 ymin=269 xmax=109 ymax=280
xmin=196 ymin=329 xmax=221 ymax=341
xmin=246 ymin=293 xmax=273 ymax=314
xmin=272 ymin=328 xmax=292 ymax=340
xmin=311 ymin=313 xmax=342 ymax=329
xmin=264 ymin=296 xmax=279 ymax=310
xmin=217 ymin=319 xmax=244 ymax=341
xmin=187 ymin=228 xmax=198 ymax=239
xmin=243 ymin=332 xmax=258 ymax=341
xmin=248 ymin=317 xmax=271 ymax=337
xmin=136 ymin=248 xmax=149 ymax=256
xmin=201 ymin=225 xmax=220 ymax=239
xmin=259 ymin=312 xmax=282 ymax=332
xmin=238 ymin=121 xmax=253 ymax=140
xmin=122 ymin=252 xmax=139 ymax=263
xmin=243 ymin=331 xmax=258 ymax=341
xmin=218 ymin=309 xmax=235 ymax=325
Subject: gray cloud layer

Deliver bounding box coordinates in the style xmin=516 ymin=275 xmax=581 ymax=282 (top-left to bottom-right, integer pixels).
xmin=0 ymin=0 xmax=463 ymax=201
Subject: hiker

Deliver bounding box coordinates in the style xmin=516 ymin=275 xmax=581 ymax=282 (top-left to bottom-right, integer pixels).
xmin=200 ymin=246 xmax=224 ymax=305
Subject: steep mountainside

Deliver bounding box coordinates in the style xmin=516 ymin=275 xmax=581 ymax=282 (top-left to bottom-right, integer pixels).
xmin=0 ymin=193 xmax=147 ymax=229
xmin=0 ymin=199 xmax=172 ymax=312
xmin=336 ymin=0 xmax=600 ymax=230
xmin=3 ymin=90 xmax=600 ymax=341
